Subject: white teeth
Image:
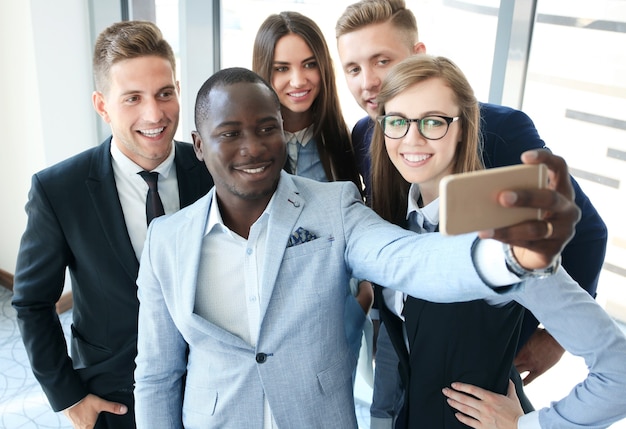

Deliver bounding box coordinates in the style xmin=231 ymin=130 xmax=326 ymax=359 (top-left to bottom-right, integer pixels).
xmin=289 ymin=91 xmax=307 ymax=98
xmin=242 ymin=166 xmax=266 ymax=174
xmin=403 ymin=153 xmax=431 ymax=162
xmin=139 ymin=127 xmax=164 ymax=137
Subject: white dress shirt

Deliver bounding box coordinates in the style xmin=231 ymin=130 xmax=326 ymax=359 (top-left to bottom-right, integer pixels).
xmin=110 ymin=140 xmax=179 ymax=260
xmin=194 ymin=191 xmax=277 ymax=429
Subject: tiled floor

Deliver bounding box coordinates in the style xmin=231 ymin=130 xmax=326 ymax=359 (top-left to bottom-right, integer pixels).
xmin=1 ymin=285 xmax=625 ymax=429
xmin=0 ymin=286 xmax=72 ymax=428
xmin=0 ymin=286 xmax=370 ymax=429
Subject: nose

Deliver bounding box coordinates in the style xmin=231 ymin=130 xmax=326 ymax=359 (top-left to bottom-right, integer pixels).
xmin=239 ymin=135 xmax=268 ymax=158
xmin=290 ymin=68 xmax=306 ymax=88
xmin=361 ymin=67 xmax=381 ymax=92
xmin=143 ymin=97 xmax=164 ymax=123
xmin=405 ymin=121 xmax=427 ymax=146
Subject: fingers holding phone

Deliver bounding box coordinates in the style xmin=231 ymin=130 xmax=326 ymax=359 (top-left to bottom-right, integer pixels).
xmin=484 ymin=149 xmax=581 ymax=270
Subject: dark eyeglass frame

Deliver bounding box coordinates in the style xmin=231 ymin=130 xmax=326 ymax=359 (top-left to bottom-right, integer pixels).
xmin=376 ymin=114 xmax=460 ymax=140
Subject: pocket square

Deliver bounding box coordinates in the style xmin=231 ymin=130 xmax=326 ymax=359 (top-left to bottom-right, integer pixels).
xmin=287 ymin=227 xmax=318 ymax=247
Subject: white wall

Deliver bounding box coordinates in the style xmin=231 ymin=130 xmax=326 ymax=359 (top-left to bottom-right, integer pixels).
xmin=0 ymin=0 xmax=97 ymax=273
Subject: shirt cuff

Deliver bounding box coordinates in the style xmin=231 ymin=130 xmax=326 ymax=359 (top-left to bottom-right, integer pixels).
xmin=518 ymin=411 xmax=540 ymax=429
xmin=472 ymin=238 xmax=521 ymax=287
xmin=370 ymin=416 xmax=394 ymax=429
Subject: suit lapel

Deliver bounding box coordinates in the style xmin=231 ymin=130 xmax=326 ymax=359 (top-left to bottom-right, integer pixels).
xmin=85 ymin=138 xmax=139 ymax=280
xmin=177 ymin=191 xmax=253 ymax=349
xmin=174 ymin=141 xmax=212 ymax=207
xmin=260 ymin=173 xmax=304 ymax=320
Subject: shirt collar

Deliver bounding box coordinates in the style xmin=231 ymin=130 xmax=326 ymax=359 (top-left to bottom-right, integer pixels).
xmin=406 ymin=183 xmax=440 ymax=226
xmin=110 ymin=138 xmax=176 ymax=178
xmin=205 ymin=187 xmax=276 ymax=237
xmin=283 ymin=125 xmax=314 ymax=148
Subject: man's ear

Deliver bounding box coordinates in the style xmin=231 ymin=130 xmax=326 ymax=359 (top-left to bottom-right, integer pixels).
xmin=92 ymin=91 xmax=111 ymax=123
xmin=191 ymin=131 xmax=204 ymax=162
xmin=413 ymin=42 xmax=427 ymax=55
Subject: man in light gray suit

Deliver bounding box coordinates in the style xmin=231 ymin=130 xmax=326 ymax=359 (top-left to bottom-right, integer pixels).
xmin=133 ymin=68 xmax=579 ymax=428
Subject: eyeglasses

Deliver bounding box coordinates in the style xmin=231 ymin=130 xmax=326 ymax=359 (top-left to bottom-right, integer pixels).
xmin=377 ymin=114 xmax=460 ymax=140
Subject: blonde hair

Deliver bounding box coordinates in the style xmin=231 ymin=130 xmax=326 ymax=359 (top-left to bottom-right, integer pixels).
xmin=370 ymin=55 xmax=483 ymax=224
xmin=92 ymin=21 xmax=175 ymax=94
xmin=335 ymin=0 xmax=418 ymax=49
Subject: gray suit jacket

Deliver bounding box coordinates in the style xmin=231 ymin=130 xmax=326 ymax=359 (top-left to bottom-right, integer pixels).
xmin=134 ymin=172 xmax=509 ymax=428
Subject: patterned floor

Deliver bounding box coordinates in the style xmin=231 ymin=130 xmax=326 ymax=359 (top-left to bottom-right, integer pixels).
xmin=1 ymin=285 xmax=625 ymax=428
xmin=0 ymin=286 xmax=371 ymax=429
xmin=0 ymin=286 xmax=72 ymax=428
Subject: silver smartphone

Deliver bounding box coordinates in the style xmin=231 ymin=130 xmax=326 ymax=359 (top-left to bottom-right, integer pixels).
xmin=439 ymin=164 xmax=548 ymax=235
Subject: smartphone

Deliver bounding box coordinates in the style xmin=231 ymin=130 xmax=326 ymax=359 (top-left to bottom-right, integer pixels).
xmin=439 ymin=164 xmax=548 ymax=235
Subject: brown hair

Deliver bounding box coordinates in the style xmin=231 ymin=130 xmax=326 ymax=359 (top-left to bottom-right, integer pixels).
xmin=253 ymin=11 xmax=362 ymax=189
xmin=335 ymin=0 xmax=418 ymax=49
xmin=92 ymin=20 xmax=176 ymax=94
xmin=370 ymin=55 xmax=483 ymax=225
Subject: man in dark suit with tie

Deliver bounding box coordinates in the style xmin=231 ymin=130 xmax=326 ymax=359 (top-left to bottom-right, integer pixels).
xmin=12 ymin=21 xmax=213 ymax=429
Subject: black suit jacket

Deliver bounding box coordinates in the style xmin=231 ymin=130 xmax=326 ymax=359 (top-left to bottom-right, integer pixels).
xmin=12 ymin=138 xmax=213 ymax=411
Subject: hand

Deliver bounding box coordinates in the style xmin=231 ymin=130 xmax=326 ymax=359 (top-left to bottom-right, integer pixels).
xmin=514 ymin=327 xmax=565 ymax=385
xmin=356 ymin=280 xmax=374 ymax=314
xmin=479 ymin=149 xmax=581 ymax=270
xmin=63 ymin=393 xmax=128 ymax=429
xmin=442 ymin=380 xmax=523 ymax=429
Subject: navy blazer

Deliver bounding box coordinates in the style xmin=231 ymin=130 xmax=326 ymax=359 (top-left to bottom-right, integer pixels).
xmin=353 ymin=102 xmax=608 ymax=348
xmin=12 ymin=138 xmax=213 ymax=411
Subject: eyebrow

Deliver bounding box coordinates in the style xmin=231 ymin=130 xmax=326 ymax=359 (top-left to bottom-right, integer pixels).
xmin=215 ymin=121 xmax=241 ymax=128
xmin=273 ymin=55 xmax=316 ymax=66
xmin=341 ymin=53 xmax=387 ymax=69
xmin=257 ymin=116 xmax=280 ymax=125
xmin=215 ymin=116 xmax=279 ymax=128
xmin=385 ymin=110 xmax=451 ymax=117
xmin=119 ymin=84 xmax=176 ymax=97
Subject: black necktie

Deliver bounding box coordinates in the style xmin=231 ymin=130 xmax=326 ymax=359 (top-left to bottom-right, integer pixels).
xmin=138 ymin=171 xmax=165 ymax=225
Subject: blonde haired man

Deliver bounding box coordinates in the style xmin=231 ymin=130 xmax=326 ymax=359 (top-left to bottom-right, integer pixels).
xmin=336 ymin=1 xmax=608 ymax=427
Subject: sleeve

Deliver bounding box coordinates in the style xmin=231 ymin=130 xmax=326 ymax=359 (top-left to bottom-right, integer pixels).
xmin=11 ymin=174 xmax=88 ymax=411
xmin=514 ymin=270 xmax=626 ymax=428
xmin=370 ymin=322 xmax=404 ymax=425
xmin=351 ymin=117 xmax=375 ymax=201
xmin=480 ymin=104 xmax=608 ymax=347
xmin=341 ymin=182 xmax=523 ymax=303
xmin=520 ymin=175 xmax=608 ymax=347
xmin=480 ymin=105 xmax=547 ymax=170
xmin=134 ymin=221 xmax=188 ymax=429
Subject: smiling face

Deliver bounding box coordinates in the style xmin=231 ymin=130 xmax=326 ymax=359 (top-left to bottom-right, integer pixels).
xmin=383 ymin=78 xmax=461 ymax=203
xmin=93 ymin=55 xmax=179 ymax=170
xmin=337 ymin=21 xmax=424 ymax=119
xmin=270 ymin=33 xmax=321 ymax=129
xmin=192 ymin=81 xmax=286 ymax=211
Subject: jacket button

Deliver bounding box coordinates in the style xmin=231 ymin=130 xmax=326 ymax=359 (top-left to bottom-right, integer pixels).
xmin=255 ymin=353 xmax=267 ymax=363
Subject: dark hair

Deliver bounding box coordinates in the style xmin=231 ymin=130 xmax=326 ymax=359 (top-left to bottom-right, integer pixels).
xmin=92 ymin=20 xmax=176 ymax=94
xmin=194 ymin=67 xmax=280 ymax=128
xmin=253 ymin=11 xmax=362 ymax=190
